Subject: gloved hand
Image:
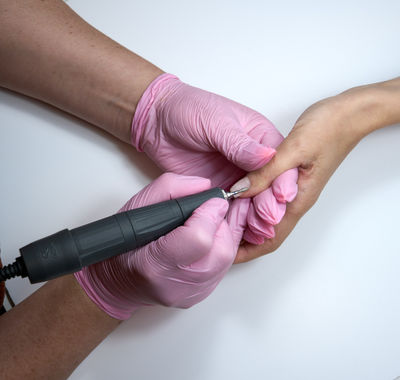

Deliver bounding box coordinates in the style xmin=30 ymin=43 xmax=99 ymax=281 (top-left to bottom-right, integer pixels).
xmin=131 ymin=74 xmax=298 ymax=245
xmin=75 ymin=173 xmax=247 ymax=320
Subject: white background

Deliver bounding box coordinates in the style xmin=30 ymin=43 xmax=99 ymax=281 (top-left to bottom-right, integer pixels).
xmin=1 ymin=1 xmax=400 ymax=379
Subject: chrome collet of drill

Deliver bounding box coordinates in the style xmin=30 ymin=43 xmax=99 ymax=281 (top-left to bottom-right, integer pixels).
xmin=222 ymin=187 xmax=249 ymax=200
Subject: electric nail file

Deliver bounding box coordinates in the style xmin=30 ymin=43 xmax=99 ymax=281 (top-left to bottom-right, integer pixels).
xmin=0 ymin=187 xmax=247 ymax=284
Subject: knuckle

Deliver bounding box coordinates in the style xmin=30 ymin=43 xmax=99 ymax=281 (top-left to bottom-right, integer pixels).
xmin=192 ymin=228 xmax=214 ymax=255
xmin=213 ymin=242 xmax=235 ymax=269
xmin=156 ymin=287 xmax=180 ymax=308
xmin=156 ymin=172 xmax=177 ymax=192
xmin=287 ymin=135 xmax=309 ymax=160
xmin=159 ymin=295 xmax=176 ymax=308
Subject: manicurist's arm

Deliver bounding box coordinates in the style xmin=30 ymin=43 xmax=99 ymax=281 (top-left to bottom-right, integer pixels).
xmin=0 ymin=275 xmax=120 ymax=380
xmin=0 ymin=0 xmax=162 ymax=143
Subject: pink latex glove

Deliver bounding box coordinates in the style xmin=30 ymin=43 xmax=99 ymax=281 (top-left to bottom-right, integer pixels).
xmin=75 ymin=173 xmax=247 ymax=320
xmin=131 ymin=73 xmax=298 ymax=245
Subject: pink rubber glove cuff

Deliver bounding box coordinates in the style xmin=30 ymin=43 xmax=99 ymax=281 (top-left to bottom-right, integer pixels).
xmin=75 ymin=267 xmax=135 ymax=320
xmin=131 ymin=73 xmax=179 ymax=152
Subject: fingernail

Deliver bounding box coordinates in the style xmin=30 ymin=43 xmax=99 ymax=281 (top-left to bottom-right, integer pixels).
xmin=230 ymin=177 xmax=251 ymax=197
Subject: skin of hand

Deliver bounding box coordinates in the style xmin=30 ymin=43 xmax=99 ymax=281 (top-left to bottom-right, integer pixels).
xmin=0 ymin=275 xmax=120 ymax=380
xmin=232 ymin=78 xmax=400 ymax=263
xmin=75 ymin=173 xmax=248 ymax=320
xmin=131 ymin=73 xmax=298 ymax=244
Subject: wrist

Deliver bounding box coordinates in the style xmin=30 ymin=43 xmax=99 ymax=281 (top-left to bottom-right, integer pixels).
xmin=74 ymin=267 xmax=137 ymax=321
xmin=131 ymin=73 xmax=181 ymax=151
xmin=106 ymin=65 xmax=164 ymax=144
xmin=66 ymin=274 xmax=121 ymax=325
xmin=338 ymin=78 xmax=400 ymax=141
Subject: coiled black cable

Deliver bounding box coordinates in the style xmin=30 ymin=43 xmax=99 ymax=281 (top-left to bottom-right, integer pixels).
xmin=0 ymin=258 xmax=26 ymax=282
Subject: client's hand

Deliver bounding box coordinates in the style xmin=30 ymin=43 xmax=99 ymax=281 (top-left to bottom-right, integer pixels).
xmin=232 ymin=84 xmax=386 ymax=262
xmin=75 ymin=173 xmax=247 ymax=320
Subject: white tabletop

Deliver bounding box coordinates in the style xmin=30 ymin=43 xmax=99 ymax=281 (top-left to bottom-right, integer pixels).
xmin=1 ymin=1 xmax=400 ymax=379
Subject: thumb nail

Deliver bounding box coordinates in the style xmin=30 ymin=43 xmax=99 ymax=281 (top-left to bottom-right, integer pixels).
xmin=230 ymin=176 xmax=251 ymax=196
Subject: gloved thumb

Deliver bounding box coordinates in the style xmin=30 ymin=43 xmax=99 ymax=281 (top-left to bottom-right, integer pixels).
xmin=213 ymin=124 xmax=276 ymax=171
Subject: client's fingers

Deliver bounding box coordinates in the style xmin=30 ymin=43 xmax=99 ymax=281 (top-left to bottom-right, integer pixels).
xmin=230 ymin=139 xmax=300 ymax=198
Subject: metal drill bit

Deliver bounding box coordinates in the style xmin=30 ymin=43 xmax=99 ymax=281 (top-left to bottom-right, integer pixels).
xmin=222 ymin=187 xmax=249 ymax=200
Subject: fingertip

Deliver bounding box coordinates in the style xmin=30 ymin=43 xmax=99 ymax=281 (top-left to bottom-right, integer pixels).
xmin=233 ymin=139 xmax=276 ymax=172
xmin=243 ymin=229 xmax=265 ymax=245
xmin=246 ymin=203 xmax=276 ymax=239
xmin=254 ymin=188 xmax=286 ymax=225
xmin=281 ymin=183 xmax=298 ymax=203
xmin=253 ymin=145 xmax=276 ymax=170
xmin=272 ymin=168 xmax=299 ymax=203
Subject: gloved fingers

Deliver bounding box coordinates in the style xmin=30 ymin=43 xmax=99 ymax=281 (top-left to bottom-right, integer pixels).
xmin=212 ymin=121 xmax=276 ymax=172
xmin=175 ymin=282 xmax=220 ymax=309
xmin=236 ymin=200 xmax=305 ymax=263
xmin=243 ymin=228 xmax=265 ymax=245
xmin=245 ymin=202 xmax=275 ymax=242
xmin=271 ymin=168 xmax=299 ymax=203
xmin=154 ymin=198 xmax=229 ymax=267
xmin=244 ymin=186 xmax=286 ymax=247
xmin=144 ymin=225 xmax=233 ymax=308
xmin=247 ymin=115 xmax=285 ymax=149
xmin=252 ymin=187 xmax=286 ymax=225
xmin=181 ymin=221 xmax=235 ymax=279
xmin=226 ymin=197 xmax=251 ymax=249
xmin=120 ymin=172 xmax=211 ymax=212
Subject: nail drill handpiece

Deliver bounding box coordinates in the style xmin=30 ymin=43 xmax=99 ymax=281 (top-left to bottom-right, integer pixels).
xmin=3 ymin=187 xmax=248 ymax=284
xmin=222 ymin=187 xmax=248 ymax=200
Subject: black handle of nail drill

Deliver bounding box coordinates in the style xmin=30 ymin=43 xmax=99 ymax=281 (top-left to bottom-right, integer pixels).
xmin=19 ymin=187 xmax=224 ymax=284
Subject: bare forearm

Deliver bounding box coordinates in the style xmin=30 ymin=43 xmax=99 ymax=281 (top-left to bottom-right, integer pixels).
xmin=338 ymin=77 xmax=400 ymax=142
xmin=0 ymin=0 xmax=163 ymax=143
xmin=0 ymin=275 xmax=120 ymax=380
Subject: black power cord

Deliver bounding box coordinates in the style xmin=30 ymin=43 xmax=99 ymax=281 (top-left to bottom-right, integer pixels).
xmin=0 ymin=258 xmax=26 ymax=282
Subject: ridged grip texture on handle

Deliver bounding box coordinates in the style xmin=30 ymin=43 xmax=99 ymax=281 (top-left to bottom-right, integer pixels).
xmin=19 ymin=188 xmax=224 ymax=283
